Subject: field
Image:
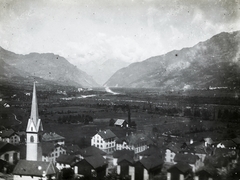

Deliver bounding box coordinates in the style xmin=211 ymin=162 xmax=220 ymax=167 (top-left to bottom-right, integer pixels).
xmin=1 ymin=85 xmax=240 ymax=148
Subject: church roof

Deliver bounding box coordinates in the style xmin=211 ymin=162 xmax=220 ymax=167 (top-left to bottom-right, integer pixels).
xmin=13 ymin=160 xmax=58 ymax=177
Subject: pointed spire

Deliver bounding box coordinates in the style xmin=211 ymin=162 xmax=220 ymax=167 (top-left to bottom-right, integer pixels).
xmin=30 ymin=82 xmax=39 ymax=125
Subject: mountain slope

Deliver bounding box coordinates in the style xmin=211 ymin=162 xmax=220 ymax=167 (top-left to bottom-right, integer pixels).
xmin=0 ymin=47 xmax=99 ymax=87
xmin=105 ymin=31 xmax=240 ymax=90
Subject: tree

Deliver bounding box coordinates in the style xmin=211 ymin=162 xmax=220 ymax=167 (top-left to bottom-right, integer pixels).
xmin=109 ymin=118 xmax=115 ymax=126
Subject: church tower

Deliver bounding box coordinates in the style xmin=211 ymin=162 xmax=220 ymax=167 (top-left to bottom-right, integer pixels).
xmin=26 ymin=82 xmax=43 ymax=161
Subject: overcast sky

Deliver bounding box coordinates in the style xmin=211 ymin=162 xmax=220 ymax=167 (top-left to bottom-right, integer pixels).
xmin=0 ymin=0 xmax=239 ymax=66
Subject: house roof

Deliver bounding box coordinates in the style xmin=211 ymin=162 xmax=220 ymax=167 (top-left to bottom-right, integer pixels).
xmin=139 ymin=154 xmax=163 ymax=170
xmin=168 ymin=162 xmax=192 ymax=174
xmin=75 ymin=154 xmax=107 ymax=169
xmin=219 ymin=140 xmax=236 ymax=148
xmin=232 ymin=138 xmax=240 ymax=145
xmin=66 ymin=144 xmax=81 ymax=155
xmin=80 ymin=146 xmax=106 ymax=157
xmin=117 ymin=154 xmax=134 ymax=165
xmin=195 ymin=166 xmax=217 ymax=176
xmin=42 ymin=142 xmax=55 ymax=156
xmin=114 ymin=119 xmax=127 ymax=126
xmin=113 ymin=149 xmax=134 ymax=158
xmin=97 ymin=129 xmax=116 ymax=140
xmin=0 ymin=129 xmax=15 ymax=138
xmin=166 ymin=142 xmax=185 ymax=153
xmin=117 ymin=133 xmax=153 ymax=146
xmin=42 ymin=132 xmax=65 ymax=142
xmin=13 ymin=160 xmax=58 ymax=177
xmin=174 ymin=153 xmax=199 ymax=164
xmin=56 ymin=154 xmax=79 ymax=165
xmin=138 ymin=146 xmax=161 ymax=157
xmin=0 ymin=142 xmax=19 ymax=155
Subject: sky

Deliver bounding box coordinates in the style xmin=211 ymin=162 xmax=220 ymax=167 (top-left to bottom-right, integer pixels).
xmin=0 ymin=0 xmax=239 ymax=67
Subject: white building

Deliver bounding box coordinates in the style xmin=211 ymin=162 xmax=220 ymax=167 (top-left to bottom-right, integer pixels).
xmin=91 ymin=129 xmax=116 ymax=154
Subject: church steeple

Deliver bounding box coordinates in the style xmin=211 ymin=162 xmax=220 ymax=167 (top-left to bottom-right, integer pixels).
xmin=26 ymin=82 xmax=43 ymax=161
xmin=26 ymin=82 xmax=43 ymax=133
xmin=30 ymin=82 xmax=39 ymax=125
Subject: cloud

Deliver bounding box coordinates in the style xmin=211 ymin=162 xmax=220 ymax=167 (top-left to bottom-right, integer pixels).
xmin=0 ymin=0 xmax=239 ymax=67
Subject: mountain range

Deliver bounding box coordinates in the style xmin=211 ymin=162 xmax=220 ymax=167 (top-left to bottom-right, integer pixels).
xmin=0 ymin=47 xmax=98 ymax=87
xmin=105 ymin=31 xmax=240 ymax=90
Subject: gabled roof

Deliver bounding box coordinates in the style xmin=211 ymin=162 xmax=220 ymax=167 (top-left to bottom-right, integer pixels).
xmin=168 ymin=162 xmax=192 ymax=174
xmin=174 ymin=153 xmax=199 ymax=164
xmin=219 ymin=140 xmax=236 ymax=148
xmin=138 ymin=154 xmax=163 ymax=171
xmin=117 ymin=154 xmax=134 ymax=165
xmin=66 ymin=144 xmax=81 ymax=155
xmin=117 ymin=133 xmax=153 ymax=146
xmin=80 ymin=146 xmax=106 ymax=157
xmin=75 ymin=154 xmax=107 ymax=169
xmin=42 ymin=142 xmax=55 ymax=156
xmin=0 ymin=142 xmax=19 ymax=155
xmin=0 ymin=129 xmax=15 ymax=138
xmin=56 ymin=154 xmax=79 ymax=165
xmin=195 ymin=166 xmax=217 ymax=176
xmin=114 ymin=119 xmax=127 ymax=126
xmin=138 ymin=146 xmax=161 ymax=157
xmin=96 ymin=129 xmax=116 ymax=140
xmin=13 ymin=160 xmax=58 ymax=177
xmin=42 ymin=132 xmax=65 ymax=142
xmin=232 ymin=138 xmax=240 ymax=145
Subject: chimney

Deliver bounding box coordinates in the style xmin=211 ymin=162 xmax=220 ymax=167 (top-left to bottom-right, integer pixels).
xmin=128 ymin=106 xmax=131 ymax=126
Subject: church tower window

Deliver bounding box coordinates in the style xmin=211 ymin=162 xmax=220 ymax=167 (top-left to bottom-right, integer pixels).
xmin=30 ymin=136 xmax=34 ymax=143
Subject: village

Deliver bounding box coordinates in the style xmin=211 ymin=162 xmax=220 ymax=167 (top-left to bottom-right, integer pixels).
xmin=0 ymin=84 xmax=240 ymax=180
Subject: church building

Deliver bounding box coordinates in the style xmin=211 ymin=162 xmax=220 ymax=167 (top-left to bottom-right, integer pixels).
xmin=13 ymin=83 xmax=58 ymax=180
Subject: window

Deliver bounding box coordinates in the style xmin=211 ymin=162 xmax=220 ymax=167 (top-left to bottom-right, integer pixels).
xmin=4 ymin=154 xmax=9 ymax=161
xmin=30 ymin=136 xmax=34 ymax=143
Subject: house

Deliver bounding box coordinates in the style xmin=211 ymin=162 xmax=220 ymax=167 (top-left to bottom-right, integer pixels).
xmin=42 ymin=142 xmax=66 ymax=163
xmin=0 ymin=129 xmax=20 ymax=144
xmin=194 ymin=166 xmax=218 ymax=180
xmin=167 ymin=162 xmax=193 ymax=180
xmin=74 ymin=154 xmax=108 ymax=179
xmin=134 ymin=154 xmax=163 ymax=180
xmin=113 ymin=149 xmax=134 ymax=166
xmin=117 ymin=154 xmax=135 ymax=180
xmin=0 ymin=142 xmax=19 ymax=164
xmin=116 ymin=133 xmax=152 ymax=154
xmin=42 ymin=132 xmax=65 ymax=146
xmin=114 ymin=119 xmax=128 ymax=128
xmin=173 ymin=153 xmax=201 ymax=172
xmin=56 ymin=154 xmax=80 ymax=170
xmin=91 ymin=129 xmax=116 ymax=154
xmin=13 ymin=160 xmax=58 ymax=180
xmin=165 ymin=142 xmax=185 ymax=163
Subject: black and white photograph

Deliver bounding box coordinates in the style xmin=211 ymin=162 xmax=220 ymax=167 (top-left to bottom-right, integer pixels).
xmin=0 ymin=0 xmax=240 ymax=179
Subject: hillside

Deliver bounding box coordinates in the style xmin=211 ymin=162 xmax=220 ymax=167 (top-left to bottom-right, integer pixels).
xmin=105 ymin=31 xmax=240 ymax=90
xmin=0 ymin=47 xmax=99 ymax=87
